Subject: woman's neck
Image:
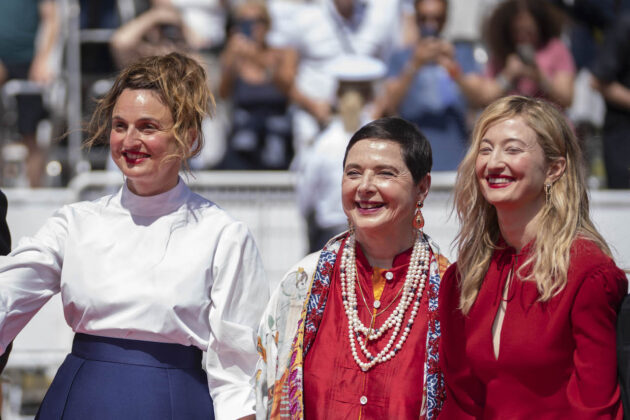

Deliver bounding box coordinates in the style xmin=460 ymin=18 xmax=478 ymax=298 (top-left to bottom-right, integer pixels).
xmin=355 ymin=229 xmax=415 ymax=269
xmin=496 ymin=204 xmax=543 ymax=252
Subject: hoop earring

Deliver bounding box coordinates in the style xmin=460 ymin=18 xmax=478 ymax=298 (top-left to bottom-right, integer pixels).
xmin=413 ymin=201 xmax=424 ymax=230
xmin=544 ymin=182 xmax=552 ymax=205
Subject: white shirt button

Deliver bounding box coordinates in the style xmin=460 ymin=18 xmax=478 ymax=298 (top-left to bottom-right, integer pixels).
xmin=373 ymin=300 xmax=381 ymax=309
xmin=385 ymin=271 xmax=394 ymax=281
xmin=360 ymin=395 xmax=368 ymax=405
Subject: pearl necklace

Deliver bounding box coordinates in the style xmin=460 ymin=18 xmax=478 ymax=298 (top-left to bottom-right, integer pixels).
xmin=340 ymin=233 xmax=430 ymax=371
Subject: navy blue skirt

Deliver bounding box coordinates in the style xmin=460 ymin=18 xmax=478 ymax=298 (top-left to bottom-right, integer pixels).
xmin=36 ymin=333 xmax=214 ymax=420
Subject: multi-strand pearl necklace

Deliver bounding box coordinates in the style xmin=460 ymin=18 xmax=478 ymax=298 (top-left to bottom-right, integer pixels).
xmin=340 ymin=233 xmax=430 ymax=371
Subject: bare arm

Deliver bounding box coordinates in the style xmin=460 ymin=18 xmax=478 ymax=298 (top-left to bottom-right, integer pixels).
xmin=533 ymin=69 xmax=574 ymax=108
xmin=110 ymin=7 xmax=183 ymax=67
xmin=29 ymin=0 xmax=60 ymax=83
xmin=271 ymin=47 xmax=296 ymax=96
xmin=592 ymin=79 xmax=630 ymax=110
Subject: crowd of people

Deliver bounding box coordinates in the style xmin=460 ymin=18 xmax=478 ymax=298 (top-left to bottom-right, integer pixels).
xmin=0 ymin=0 xmax=629 ymax=189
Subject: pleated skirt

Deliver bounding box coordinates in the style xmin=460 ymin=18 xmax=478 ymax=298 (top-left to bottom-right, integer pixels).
xmin=35 ymin=333 xmax=214 ymax=420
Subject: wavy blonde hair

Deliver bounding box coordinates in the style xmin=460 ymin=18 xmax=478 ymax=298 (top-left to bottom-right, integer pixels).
xmin=85 ymin=52 xmax=215 ymax=168
xmin=453 ymin=96 xmax=611 ymax=314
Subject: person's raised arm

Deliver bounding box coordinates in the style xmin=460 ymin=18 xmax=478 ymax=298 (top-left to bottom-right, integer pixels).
xmin=29 ymin=0 xmax=60 ymax=84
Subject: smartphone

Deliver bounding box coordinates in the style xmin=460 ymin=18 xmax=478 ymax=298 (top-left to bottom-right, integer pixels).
xmin=238 ymin=19 xmax=255 ymax=39
xmin=159 ymin=24 xmax=184 ymax=43
xmin=420 ymin=25 xmax=439 ymax=39
xmin=516 ymin=43 xmax=536 ymax=66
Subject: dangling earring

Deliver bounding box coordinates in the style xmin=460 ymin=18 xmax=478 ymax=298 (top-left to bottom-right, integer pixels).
xmin=544 ymin=182 xmax=552 ymax=205
xmin=413 ymin=201 xmax=424 ymax=230
xmin=347 ymin=218 xmax=355 ymax=236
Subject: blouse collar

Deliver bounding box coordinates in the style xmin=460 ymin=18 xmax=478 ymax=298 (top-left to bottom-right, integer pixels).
xmin=120 ymin=177 xmax=189 ymax=216
xmin=355 ymin=241 xmax=413 ymax=274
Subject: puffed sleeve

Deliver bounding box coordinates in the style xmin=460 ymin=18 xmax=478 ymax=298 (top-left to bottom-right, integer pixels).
xmin=0 ymin=207 xmax=69 ymax=353
xmin=566 ymin=263 xmax=627 ymax=418
xmin=206 ymin=221 xmax=269 ymax=420
xmin=438 ymin=264 xmax=485 ymax=419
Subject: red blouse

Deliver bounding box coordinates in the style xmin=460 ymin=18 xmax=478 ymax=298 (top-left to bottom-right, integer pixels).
xmin=439 ymin=238 xmax=627 ymax=419
xmin=303 ymin=241 xmax=430 ymax=419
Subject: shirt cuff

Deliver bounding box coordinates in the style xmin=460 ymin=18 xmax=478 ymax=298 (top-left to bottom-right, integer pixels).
xmin=212 ymin=384 xmax=256 ymax=420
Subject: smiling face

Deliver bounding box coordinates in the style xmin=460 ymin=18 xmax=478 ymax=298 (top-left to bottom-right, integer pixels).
xmin=342 ymin=139 xmax=429 ymax=247
xmin=110 ymin=89 xmax=182 ymax=196
xmin=475 ymin=117 xmax=552 ymax=217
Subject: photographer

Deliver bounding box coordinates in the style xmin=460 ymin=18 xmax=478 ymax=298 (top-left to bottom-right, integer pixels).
xmin=218 ymin=1 xmax=294 ymax=170
xmin=378 ymin=0 xmax=479 ymax=170
xmin=454 ymin=0 xmax=575 ymax=109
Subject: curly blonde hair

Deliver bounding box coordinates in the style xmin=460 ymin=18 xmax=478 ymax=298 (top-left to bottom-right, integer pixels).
xmin=453 ymin=95 xmax=611 ymax=314
xmin=85 ymin=52 xmax=215 ymax=168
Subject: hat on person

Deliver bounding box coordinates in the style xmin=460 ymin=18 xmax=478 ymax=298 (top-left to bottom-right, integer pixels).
xmin=325 ymin=54 xmax=387 ymax=83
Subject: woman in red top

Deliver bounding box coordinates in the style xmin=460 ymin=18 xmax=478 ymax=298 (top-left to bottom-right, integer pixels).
xmin=439 ymin=95 xmax=627 ymax=419
xmin=255 ymin=117 xmax=451 ymax=419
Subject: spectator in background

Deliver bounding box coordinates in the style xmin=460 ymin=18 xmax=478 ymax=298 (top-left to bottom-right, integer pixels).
xmin=110 ymin=4 xmax=191 ymax=68
xmin=0 ymin=0 xmax=60 ymax=187
xmin=590 ymin=13 xmax=630 ymax=189
xmin=0 ymin=190 xmax=11 ymax=414
xmin=152 ymin=0 xmax=230 ymax=53
xmin=455 ymin=0 xmax=575 ymax=110
xmin=270 ymin=0 xmax=401 ymax=159
xmin=379 ymin=0 xmax=479 ymax=171
xmin=296 ymin=54 xmax=386 ymax=252
xmin=218 ymin=1 xmax=294 ymax=170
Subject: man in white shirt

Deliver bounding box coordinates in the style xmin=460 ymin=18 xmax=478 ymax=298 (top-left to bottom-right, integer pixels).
xmin=268 ymin=0 xmax=401 ymax=158
xmin=295 ymin=54 xmax=386 ymax=252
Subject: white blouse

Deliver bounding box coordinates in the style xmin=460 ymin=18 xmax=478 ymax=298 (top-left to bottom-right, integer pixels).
xmin=0 ymin=179 xmax=268 ymax=420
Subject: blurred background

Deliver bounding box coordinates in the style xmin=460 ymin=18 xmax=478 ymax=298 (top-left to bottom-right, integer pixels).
xmin=1 ymin=0 xmax=630 ymax=417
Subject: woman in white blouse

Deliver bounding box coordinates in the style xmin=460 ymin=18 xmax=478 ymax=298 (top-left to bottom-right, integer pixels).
xmin=0 ymin=52 xmax=267 ymax=420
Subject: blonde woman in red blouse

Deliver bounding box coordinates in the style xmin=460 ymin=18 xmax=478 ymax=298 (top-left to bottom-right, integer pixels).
xmin=439 ymin=95 xmax=627 ymax=419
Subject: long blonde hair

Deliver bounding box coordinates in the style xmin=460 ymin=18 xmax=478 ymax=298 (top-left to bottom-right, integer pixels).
xmin=453 ymin=96 xmax=611 ymax=314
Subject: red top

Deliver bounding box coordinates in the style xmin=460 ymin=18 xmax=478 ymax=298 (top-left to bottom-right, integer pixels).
xmin=439 ymin=237 xmax=627 ymax=419
xmin=303 ymin=241 xmax=430 ymax=420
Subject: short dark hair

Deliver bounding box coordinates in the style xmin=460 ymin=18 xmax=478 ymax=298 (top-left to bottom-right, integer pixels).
xmin=343 ymin=117 xmax=432 ymax=183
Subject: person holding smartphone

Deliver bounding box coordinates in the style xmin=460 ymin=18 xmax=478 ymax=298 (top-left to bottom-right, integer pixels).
xmin=378 ymin=0 xmax=480 ymax=171
xmin=218 ymin=0 xmax=294 ymax=170
xmin=451 ymin=0 xmax=576 ymax=110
